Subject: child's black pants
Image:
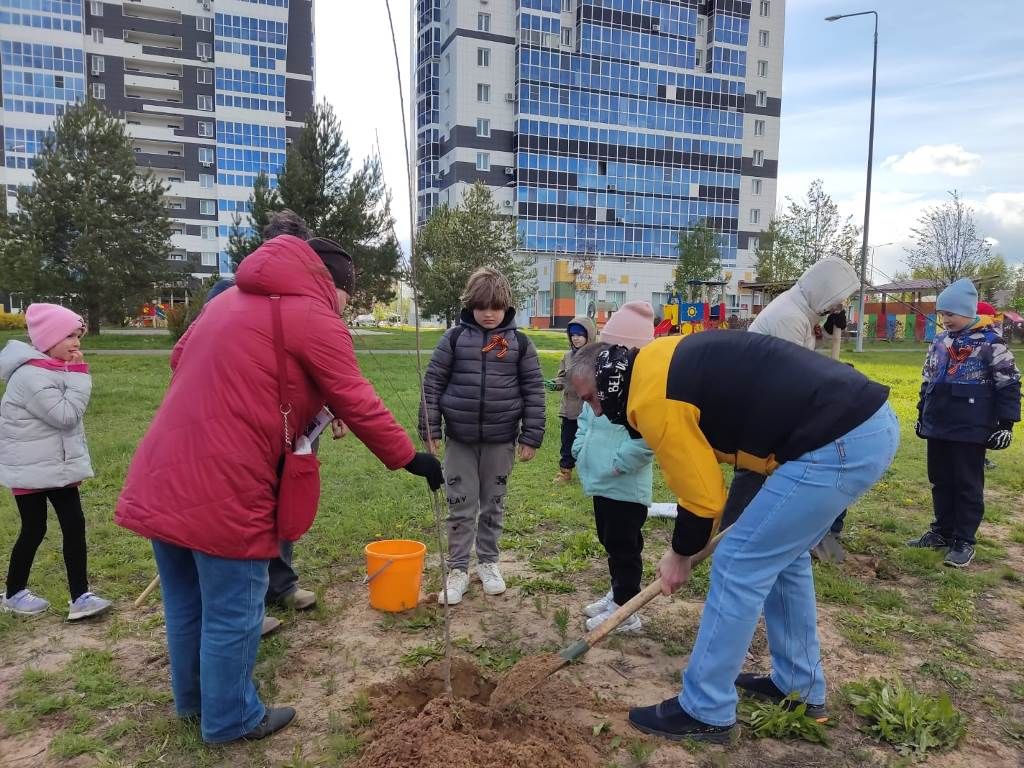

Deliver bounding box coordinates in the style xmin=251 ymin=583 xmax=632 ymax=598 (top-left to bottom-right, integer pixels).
xmin=6 ymin=487 xmax=88 ymax=600
xmin=593 ymin=496 xmax=647 ymax=605
xmin=927 ymin=438 xmax=986 ymax=545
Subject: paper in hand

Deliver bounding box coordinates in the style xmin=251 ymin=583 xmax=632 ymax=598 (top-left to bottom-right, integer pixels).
xmin=302 ymin=406 xmax=335 ymax=444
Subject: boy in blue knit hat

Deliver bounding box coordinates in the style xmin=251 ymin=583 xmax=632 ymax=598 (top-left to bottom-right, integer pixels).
xmin=907 ymin=278 xmax=1020 ymax=567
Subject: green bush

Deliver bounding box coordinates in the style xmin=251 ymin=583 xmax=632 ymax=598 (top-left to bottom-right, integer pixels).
xmin=843 ymin=677 xmax=966 ymax=760
xmin=166 ymin=288 xmax=209 ymax=342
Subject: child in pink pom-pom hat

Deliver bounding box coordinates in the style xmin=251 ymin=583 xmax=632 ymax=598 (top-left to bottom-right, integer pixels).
xmin=0 ymin=304 xmax=111 ymax=620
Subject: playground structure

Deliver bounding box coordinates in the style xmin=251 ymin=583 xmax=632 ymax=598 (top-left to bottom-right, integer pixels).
xmin=655 ymin=280 xmax=731 ymax=337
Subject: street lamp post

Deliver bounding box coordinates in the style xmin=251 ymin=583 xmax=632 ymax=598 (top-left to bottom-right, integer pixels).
xmin=826 ymin=10 xmax=878 ymax=352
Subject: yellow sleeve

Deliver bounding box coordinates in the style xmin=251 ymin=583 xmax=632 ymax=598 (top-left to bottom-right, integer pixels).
xmin=633 ymin=398 xmax=726 ymax=520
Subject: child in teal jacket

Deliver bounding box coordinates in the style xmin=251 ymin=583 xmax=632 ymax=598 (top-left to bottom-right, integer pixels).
xmin=570 ymin=301 xmax=656 ymax=634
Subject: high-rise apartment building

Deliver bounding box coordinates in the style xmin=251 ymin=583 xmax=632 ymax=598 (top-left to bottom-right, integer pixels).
xmin=1 ymin=0 xmax=315 ymax=276
xmin=415 ymin=0 xmax=783 ymax=325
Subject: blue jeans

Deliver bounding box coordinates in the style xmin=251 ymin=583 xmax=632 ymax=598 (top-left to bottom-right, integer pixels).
xmin=679 ymin=403 xmax=900 ymax=726
xmin=151 ymin=539 xmax=269 ymax=743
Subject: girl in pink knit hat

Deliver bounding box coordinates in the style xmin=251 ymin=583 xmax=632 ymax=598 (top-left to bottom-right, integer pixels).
xmin=0 ymin=304 xmax=111 ymax=620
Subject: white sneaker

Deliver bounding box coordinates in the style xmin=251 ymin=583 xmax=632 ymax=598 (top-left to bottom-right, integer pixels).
xmin=476 ymin=563 xmax=506 ymax=596
xmin=67 ymin=592 xmax=112 ymax=621
xmin=584 ymin=589 xmax=615 ymax=618
xmin=584 ymin=604 xmax=643 ymax=634
xmin=437 ymin=569 xmax=470 ymax=605
xmin=2 ymin=588 xmax=49 ymax=616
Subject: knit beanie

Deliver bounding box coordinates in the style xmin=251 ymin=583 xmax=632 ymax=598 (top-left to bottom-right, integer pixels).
xmin=977 ymin=301 xmax=996 ymax=317
xmin=935 ymin=278 xmax=978 ymax=318
xmin=601 ymin=301 xmax=656 ymax=349
xmin=26 ymin=303 xmax=85 ymax=353
xmin=306 ymin=237 xmax=355 ymax=295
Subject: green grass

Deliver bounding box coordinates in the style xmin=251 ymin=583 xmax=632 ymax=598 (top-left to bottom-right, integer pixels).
xmin=0 ymin=347 xmax=1022 ymax=764
xmin=0 ymin=328 xmax=176 ymax=350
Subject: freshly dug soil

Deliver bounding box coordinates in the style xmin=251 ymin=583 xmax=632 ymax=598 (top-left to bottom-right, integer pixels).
xmin=489 ymin=652 xmax=564 ymax=709
xmin=353 ymin=658 xmax=601 ymax=768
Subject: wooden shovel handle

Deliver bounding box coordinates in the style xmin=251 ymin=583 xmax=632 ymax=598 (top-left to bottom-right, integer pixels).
xmin=134 ymin=575 xmax=161 ymax=607
xmin=831 ymin=327 xmax=842 ymax=361
xmin=582 ymin=527 xmax=728 ymax=648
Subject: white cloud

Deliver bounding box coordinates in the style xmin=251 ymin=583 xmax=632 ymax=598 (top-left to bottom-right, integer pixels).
xmin=881 ymin=144 xmax=981 ymax=177
xmin=977 ymin=192 xmax=1024 ymax=230
xmin=984 ymin=236 xmax=1000 ymax=248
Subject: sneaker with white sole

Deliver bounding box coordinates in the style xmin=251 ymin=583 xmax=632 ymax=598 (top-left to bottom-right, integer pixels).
xmin=438 ymin=568 xmax=470 ymax=605
xmin=67 ymin=592 xmax=112 ymax=621
xmin=477 ymin=562 xmax=506 ymax=596
xmin=585 ymin=604 xmax=643 ymax=634
xmin=2 ymin=588 xmax=49 ymax=616
xmin=584 ymin=589 xmax=614 ymax=618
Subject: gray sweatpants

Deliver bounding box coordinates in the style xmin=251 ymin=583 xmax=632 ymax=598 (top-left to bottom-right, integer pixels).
xmin=443 ymin=439 xmax=516 ymax=571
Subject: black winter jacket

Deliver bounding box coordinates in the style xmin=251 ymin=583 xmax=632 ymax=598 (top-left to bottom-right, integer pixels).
xmin=418 ymin=308 xmax=546 ymax=447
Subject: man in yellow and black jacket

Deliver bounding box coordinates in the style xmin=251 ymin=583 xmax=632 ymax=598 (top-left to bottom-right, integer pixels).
xmin=568 ymin=330 xmax=899 ymax=744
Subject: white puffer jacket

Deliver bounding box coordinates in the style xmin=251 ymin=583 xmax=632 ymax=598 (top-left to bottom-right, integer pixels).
xmin=749 ymin=257 xmax=860 ymax=350
xmin=0 ymin=340 xmax=94 ymax=490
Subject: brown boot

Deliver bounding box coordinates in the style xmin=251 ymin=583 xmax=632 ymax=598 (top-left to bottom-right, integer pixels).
xmin=553 ymin=468 xmax=572 ymax=484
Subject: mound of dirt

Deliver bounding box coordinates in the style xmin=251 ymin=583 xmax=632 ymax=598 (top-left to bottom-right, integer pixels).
xmin=353 ymin=658 xmax=601 ymax=768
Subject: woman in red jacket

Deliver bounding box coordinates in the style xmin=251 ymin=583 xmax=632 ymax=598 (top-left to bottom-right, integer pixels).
xmin=116 ymin=235 xmax=441 ymax=744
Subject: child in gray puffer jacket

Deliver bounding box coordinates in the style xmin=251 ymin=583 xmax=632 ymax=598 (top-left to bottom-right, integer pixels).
xmin=0 ymin=304 xmax=111 ymax=620
xmin=419 ymin=267 xmax=545 ymax=606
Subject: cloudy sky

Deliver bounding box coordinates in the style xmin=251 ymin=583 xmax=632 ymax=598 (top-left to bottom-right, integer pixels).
xmin=317 ymin=0 xmax=1024 ymax=279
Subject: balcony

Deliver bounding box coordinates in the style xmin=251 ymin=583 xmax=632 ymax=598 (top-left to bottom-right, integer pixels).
xmin=132 ymin=139 xmax=185 ymax=157
xmin=124 ymin=58 xmax=182 ymax=78
xmin=122 ymin=3 xmax=182 ymax=24
xmin=125 ymin=73 xmax=182 ymax=104
xmin=125 ymin=112 xmax=184 ymax=141
xmin=123 ymin=29 xmax=183 ymax=52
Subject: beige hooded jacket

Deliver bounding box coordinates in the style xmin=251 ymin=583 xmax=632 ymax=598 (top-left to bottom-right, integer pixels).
xmin=749 ymin=257 xmax=860 ymax=349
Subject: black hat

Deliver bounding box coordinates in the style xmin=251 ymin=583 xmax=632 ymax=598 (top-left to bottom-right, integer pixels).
xmin=307 ymin=237 xmax=355 ymax=295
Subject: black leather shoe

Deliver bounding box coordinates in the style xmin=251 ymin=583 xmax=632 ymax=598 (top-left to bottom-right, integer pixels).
xmin=628 ymin=697 xmax=736 ymax=744
xmin=735 ymin=673 xmax=829 ymax=722
xmin=242 ymin=707 xmax=296 ymax=740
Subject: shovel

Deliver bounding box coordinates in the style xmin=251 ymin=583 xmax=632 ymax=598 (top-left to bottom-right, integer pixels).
xmin=491 ymin=528 xmax=727 ymax=708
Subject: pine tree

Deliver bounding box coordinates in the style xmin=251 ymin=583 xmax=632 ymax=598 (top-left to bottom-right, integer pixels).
xmin=226 ymin=171 xmax=281 ymax=269
xmin=0 ymin=100 xmax=172 ymax=334
xmin=230 ymin=100 xmax=402 ymax=308
xmin=413 ymin=183 xmax=535 ymax=326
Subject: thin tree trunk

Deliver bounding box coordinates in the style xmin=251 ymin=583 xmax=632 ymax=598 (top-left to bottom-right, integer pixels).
xmin=86 ymin=302 xmax=101 ymax=335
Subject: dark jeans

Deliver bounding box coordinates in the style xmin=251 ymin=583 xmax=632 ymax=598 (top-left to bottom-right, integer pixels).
xmin=927 ymin=438 xmax=986 ymax=544
xmin=594 ymin=496 xmax=647 ymax=606
xmin=722 ymin=470 xmax=846 ymax=537
xmin=6 ymin=487 xmax=88 ymax=600
xmin=266 ymin=541 xmax=298 ymax=605
xmin=559 ymin=416 xmax=578 ymax=470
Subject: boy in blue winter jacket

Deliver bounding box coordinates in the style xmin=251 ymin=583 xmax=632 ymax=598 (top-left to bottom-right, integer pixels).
xmin=572 ymin=302 xmax=656 ymax=633
xmin=908 ymin=279 xmax=1021 ymax=568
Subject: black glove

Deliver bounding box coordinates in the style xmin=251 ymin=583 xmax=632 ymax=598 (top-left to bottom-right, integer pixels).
xmin=914 ymin=420 xmax=925 ymax=439
xmin=823 ymin=310 xmax=847 ymax=335
xmin=404 ymin=452 xmax=443 ymax=491
xmin=987 ymin=423 xmax=1013 ymax=451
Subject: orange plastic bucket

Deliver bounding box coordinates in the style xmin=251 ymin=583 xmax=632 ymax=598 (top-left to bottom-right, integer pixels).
xmin=364 ymin=539 xmax=426 ymax=612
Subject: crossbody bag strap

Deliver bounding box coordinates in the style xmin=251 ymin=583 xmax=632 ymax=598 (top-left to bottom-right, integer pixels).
xmin=269 ymin=296 xmax=293 ymax=449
